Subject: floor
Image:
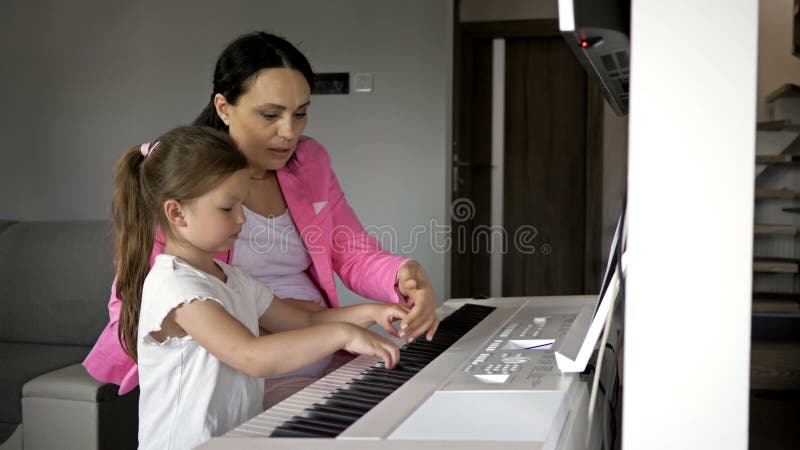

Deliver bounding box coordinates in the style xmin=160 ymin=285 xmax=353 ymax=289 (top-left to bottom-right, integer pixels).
xmin=749 ymin=339 xmax=800 ymax=449
xmin=749 ymin=390 xmax=800 ymax=449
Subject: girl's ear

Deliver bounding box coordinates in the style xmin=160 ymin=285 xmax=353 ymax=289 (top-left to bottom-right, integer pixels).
xmin=213 ymin=93 xmax=232 ymax=127
xmin=164 ymin=200 xmax=187 ymax=227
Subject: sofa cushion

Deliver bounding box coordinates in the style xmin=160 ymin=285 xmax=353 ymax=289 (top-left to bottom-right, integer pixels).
xmin=0 ymin=342 xmax=91 ymax=425
xmin=0 ymin=221 xmax=114 ymax=345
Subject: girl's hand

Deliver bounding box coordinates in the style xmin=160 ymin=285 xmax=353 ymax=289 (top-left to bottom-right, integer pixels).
xmin=368 ymin=304 xmax=410 ymax=337
xmin=342 ymin=324 xmax=400 ymax=369
xmin=396 ymin=260 xmax=439 ymax=342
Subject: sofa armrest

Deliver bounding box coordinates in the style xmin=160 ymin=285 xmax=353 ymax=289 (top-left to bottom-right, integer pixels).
xmin=22 ymin=363 xmax=118 ymax=402
xmin=22 ymin=364 xmax=137 ymax=450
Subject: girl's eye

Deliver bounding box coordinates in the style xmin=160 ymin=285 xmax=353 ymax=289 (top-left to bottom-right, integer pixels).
xmin=221 ymin=207 xmax=233 ymax=212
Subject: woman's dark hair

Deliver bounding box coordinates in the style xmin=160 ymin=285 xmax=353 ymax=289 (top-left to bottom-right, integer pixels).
xmin=194 ymin=32 xmax=315 ymax=131
xmin=113 ymin=125 xmax=248 ymax=361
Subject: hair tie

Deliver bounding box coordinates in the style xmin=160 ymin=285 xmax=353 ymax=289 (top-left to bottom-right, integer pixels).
xmin=140 ymin=141 xmax=160 ymax=158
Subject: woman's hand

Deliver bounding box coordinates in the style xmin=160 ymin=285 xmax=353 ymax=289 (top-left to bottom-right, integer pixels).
xmin=396 ymin=260 xmax=439 ymax=342
xmin=341 ymin=324 xmax=401 ymax=369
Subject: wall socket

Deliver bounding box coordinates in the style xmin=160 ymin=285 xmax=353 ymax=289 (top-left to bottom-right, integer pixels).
xmin=353 ymin=73 xmax=373 ymax=93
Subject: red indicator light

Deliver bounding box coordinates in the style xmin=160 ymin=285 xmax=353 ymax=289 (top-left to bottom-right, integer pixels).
xmin=581 ymin=40 xmax=589 ymax=48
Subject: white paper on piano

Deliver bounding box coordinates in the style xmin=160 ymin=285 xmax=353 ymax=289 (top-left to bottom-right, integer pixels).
xmin=554 ymin=208 xmax=626 ymax=373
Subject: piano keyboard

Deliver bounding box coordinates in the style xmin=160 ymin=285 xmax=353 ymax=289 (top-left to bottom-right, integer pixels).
xmin=228 ymin=303 xmax=496 ymax=438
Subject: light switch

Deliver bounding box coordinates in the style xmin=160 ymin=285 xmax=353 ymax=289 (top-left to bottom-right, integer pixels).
xmin=353 ymin=73 xmax=373 ymax=93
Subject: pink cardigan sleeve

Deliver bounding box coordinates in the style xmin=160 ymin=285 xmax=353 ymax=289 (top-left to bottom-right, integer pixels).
xmin=322 ymin=149 xmax=410 ymax=305
xmin=82 ymin=229 xmax=167 ymax=394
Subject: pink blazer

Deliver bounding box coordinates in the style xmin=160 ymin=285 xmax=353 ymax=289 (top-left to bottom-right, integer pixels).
xmin=83 ymin=137 xmax=409 ymax=394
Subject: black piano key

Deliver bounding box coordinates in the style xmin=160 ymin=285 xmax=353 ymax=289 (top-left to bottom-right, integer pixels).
xmin=360 ymin=372 xmax=408 ymax=384
xmin=353 ymin=379 xmax=403 ymax=390
xmin=398 ymin=360 xmax=427 ymax=370
xmin=321 ymin=397 xmax=374 ymax=411
xmin=399 ymin=354 xmax=435 ymax=364
xmin=395 ymin=354 xmax=431 ymax=365
xmin=297 ymin=412 xmax=353 ymax=430
xmin=305 ymin=404 xmax=362 ymax=423
xmin=311 ymin=403 xmax=364 ymax=417
xmin=271 ymin=425 xmax=328 ymax=438
xmin=400 ymin=347 xmax=439 ymax=357
xmin=287 ymin=417 xmax=349 ymax=433
xmin=345 ymin=380 xmax=394 ymax=396
xmin=327 ymin=389 xmax=385 ymax=403
xmin=269 ymin=302 xmax=497 ymax=439
xmin=400 ymin=345 xmax=438 ymax=354
xmin=364 ymin=367 xmax=415 ymax=379
xmin=279 ymin=421 xmax=340 ymax=437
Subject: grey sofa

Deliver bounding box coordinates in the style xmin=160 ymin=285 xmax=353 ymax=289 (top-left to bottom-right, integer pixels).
xmin=0 ymin=220 xmax=137 ymax=450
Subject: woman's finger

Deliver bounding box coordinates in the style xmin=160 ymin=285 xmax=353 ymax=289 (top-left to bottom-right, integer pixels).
xmin=426 ymin=317 xmax=440 ymax=341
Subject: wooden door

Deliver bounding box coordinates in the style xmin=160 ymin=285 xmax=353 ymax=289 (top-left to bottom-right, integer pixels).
xmin=451 ymin=20 xmax=603 ymax=298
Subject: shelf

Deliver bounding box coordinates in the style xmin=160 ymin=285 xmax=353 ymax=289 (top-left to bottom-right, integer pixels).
xmin=783 ymin=207 xmax=800 ymax=214
xmin=756 ymin=119 xmax=800 ymax=131
xmin=756 ymin=154 xmax=800 ymax=164
xmin=753 ymin=257 xmax=800 ymax=273
xmin=766 ymin=83 xmax=800 ymax=103
xmin=753 ymin=292 xmax=800 ymax=313
xmin=755 ymin=188 xmax=796 ymax=199
xmin=753 ymin=301 xmax=800 ymax=313
xmin=754 ymin=224 xmax=798 ymax=235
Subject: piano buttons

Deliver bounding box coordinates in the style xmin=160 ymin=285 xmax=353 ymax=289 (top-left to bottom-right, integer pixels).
xmin=501 ymin=356 xmax=530 ymax=364
xmin=485 ymin=339 xmax=503 ymax=352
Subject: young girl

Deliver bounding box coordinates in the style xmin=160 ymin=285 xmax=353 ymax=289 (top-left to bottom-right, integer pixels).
xmin=113 ymin=125 xmax=406 ymax=450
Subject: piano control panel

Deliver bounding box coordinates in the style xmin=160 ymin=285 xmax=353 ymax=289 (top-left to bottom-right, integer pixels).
xmin=452 ymin=313 xmax=577 ymax=389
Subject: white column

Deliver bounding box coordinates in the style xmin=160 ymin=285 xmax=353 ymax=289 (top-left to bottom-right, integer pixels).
xmin=623 ymin=1 xmax=757 ymax=449
xmin=491 ymin=38 xmax=505 ymax=297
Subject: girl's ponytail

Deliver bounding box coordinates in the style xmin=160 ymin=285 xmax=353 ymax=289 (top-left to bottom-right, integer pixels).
xmin=112 ymin=147 xmax=154 ymax=362
xmin=110 ymin=126 xmax=247 ymax=361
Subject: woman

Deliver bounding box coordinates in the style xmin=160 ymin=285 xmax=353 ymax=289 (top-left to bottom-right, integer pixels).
xmin=84 ymin=31 xmax=439 ymax=407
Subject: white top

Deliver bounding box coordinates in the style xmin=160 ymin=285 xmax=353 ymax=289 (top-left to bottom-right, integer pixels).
xmin=232 ymin=206 xmax=324 ymax=302
xmin=137 ymin=255 xmax=273 ymax=450
xmin=232 ymin=206 xmax=331 ymax=378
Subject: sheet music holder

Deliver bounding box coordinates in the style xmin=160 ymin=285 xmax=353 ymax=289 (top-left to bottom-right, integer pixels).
xmin=554 ymin=205 xmax=627 ymax=373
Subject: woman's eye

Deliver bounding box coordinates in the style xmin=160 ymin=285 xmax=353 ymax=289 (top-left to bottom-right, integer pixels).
xmin=221 ymin=207 xmax=233 ymax=212
xmin=294 ymin=112 xmax=307 ymax=119
xmin=261 ymin=113 xmax=279 ymax=121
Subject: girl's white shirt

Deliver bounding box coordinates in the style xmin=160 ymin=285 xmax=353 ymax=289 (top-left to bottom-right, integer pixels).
xmin=137 ymin=254 xmax=272 ymax=450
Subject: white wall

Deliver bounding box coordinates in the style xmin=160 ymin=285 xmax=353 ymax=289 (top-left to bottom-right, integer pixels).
xmin=0 ymin=0 xmax=450 ymax=307
xmin=624 ymin=0 xmax=757 ymax=448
